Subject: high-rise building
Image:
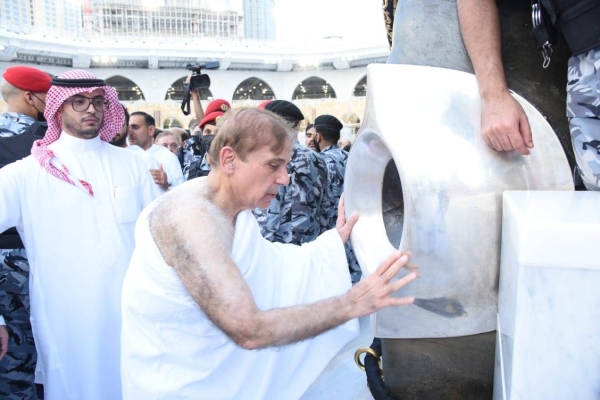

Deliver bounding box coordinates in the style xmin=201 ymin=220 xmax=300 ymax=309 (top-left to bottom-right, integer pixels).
xmin=243 ymin=0 xmax=275 ymax=40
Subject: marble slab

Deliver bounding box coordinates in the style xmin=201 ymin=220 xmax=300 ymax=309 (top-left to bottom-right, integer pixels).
xmin=495 ymin=191 xmax=600 ymax=400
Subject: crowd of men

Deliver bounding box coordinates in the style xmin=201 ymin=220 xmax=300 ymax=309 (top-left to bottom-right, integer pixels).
xmin=0 ymin=66 xmax=414 ymax=400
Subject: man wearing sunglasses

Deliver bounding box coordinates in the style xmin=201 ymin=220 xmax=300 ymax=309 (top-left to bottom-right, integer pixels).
xmin=0 ymin=70 xmax=160 ymax=400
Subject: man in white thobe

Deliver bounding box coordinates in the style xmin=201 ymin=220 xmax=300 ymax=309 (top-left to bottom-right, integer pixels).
xmin=121 ymin=108 xmax=417 ymax=399
xmin=0 ymin=70 xmax=161 ymax=400
xmin=128 ymin=111 xmax=184 ymax=191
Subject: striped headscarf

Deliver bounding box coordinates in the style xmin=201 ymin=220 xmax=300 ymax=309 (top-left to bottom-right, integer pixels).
xmin=31 ymin=70 xmax=124 ymax=196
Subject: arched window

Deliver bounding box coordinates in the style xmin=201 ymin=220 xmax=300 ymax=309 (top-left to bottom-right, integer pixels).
xmin=165 ymin=76 xmax=213 ymax=101
xmin=232 ymin=78 xmax=275 ymax=101
xmin=353 ymin=75 xmax=367 ymax=97
xmin=106 ymin=76 xmax=145 ymax=101
xmin=162 ymin=117 xmax=183 ymax=129
xmin=292 ymin=77 xmax=337 ymax=100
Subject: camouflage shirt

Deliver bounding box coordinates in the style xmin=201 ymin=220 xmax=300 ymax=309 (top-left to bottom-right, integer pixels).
xmin=0 ymin=112 xmax=35 ymax=138
xmin=0 ymin=113 xmax=37 ymax=398
xmin=320 ymin=145 xmax=348 ymax=228
xmin=567 ymin=47 xmax=600 ymax=190
xmin=254 ymin=144 xmax=332 ymax=245
xmin=320 ymin=145 xmax=362 ymax=282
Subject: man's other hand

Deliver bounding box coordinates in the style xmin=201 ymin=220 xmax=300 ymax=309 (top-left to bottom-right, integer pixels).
xmin=481 ymin=92 xmax=533 ymax=155
xmin=335 ymin=194 xmax=359 ymax=243
xmin=150 ymin=163 xmax=169 ymax=191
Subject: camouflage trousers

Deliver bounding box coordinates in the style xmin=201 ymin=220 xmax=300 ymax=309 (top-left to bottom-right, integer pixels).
xmin=0 ymin=249 xmax=37 ymax=400
xmin=567 ymin=47 xmax=600 ymax=190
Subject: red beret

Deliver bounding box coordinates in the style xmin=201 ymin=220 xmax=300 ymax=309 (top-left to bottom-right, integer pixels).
xmin=199 ymin=111 xmax=224 ymax=129
xmin=3 ymin=66 xmax=52 ymax=92
xmin=257 ymin=100 xmax=272 ymax=109
xmin=205 ymin=99 xmax=230 ymax=115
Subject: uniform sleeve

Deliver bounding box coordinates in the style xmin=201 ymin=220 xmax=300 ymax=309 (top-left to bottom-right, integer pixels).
xmin=0 ymin=161 xmax=24 ymax=234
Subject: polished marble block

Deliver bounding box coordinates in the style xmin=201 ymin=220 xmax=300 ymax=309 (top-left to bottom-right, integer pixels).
xmin=495 ymin=191 xmax=600 ymax=400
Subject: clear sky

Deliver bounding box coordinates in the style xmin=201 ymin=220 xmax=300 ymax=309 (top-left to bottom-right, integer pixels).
xmin=274 ymin=0 xmax=387 ymax=45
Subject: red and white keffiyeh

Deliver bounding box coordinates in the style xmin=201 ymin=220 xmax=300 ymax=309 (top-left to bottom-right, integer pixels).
xmin=31 ymin=70 xmax=124 ymax=196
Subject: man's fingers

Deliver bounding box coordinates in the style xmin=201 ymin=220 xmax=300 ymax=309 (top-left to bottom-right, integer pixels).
xmin=375 ymin=251 xmax=405 ymax=277
xmin=508 ymin=133 xmax=530 ymax=156
xmin=391 ymin=271 xmax=418 ymax=292
xmin=520 ymin=113 xmax=534 ymax=149
xmin=381 ymin=253 xmax=409 ymax=281
xmin=392 ymin=296 xmax=415 ymax=307
xmin=338 ymin=193 xmax=346 ymax=216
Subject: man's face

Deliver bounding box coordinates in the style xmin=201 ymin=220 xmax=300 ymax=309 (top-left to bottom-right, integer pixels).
xmin=110 ymin=121 xmax=129 ymax=147
xmin=156 ymin=135 xmax=179 ymax=155
xmin=59 ymin=89 xmax=105 ymax=140
xmin=128 ymin=114 xmax=154 ymax=150
xmin=202 ymin=123 xmax=216 ymax=136
xmin=233 ymin=141 xmax=292 ymax=209
xmin=305 ymin=127 xmax=316 ymax=150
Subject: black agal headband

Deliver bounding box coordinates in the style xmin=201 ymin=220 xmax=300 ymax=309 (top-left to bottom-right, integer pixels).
xmin=51 ymin=77 xmax=107 ymax=87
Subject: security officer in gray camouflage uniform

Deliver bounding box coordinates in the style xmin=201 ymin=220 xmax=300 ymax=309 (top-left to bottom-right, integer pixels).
xmin=0 ymin=65 xmax=52 ymax=400
xmin=253 ymin=100 xmax=333 ymax=247
xmin=312 ymin=115 xmax=361 ymax=283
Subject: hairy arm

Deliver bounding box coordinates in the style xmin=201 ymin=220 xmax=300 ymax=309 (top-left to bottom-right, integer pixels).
xmin=151 ymin=196 xmax=415 ymax=350
xmin=457 ymin=0 xmax=533 ymax=155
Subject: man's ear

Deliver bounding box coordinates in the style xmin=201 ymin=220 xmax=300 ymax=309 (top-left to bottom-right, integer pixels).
xmin=315 ymin=132 xmax=321 ymax=143
xmin=149 ymin=125 xmax=156 ymax=137
xmin=23 ymin=92 xmax=34 ymax=106
xmin=220 ymin=147 xmax=236 ymax=174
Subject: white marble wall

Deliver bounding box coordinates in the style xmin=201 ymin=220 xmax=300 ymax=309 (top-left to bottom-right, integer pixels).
xmin=495 ymin=191 xmax=600 ymax=400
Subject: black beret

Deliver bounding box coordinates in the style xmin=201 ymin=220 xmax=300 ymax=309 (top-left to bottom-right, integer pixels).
xmin=314 ymin=114 xmax=343 ymax=131
xmin=265 ymin=100 xmax=304 ymax=122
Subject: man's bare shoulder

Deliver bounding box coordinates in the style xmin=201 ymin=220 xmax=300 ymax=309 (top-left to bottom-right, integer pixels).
xmin=148 ymin=179 xmax=233 ymax=264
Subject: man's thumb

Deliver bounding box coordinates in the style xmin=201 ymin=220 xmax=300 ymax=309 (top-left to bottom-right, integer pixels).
xmin=159 ymin=163 xmax=164 ymax=171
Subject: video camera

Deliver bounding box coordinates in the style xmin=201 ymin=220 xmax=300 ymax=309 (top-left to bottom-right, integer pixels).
xmin=181 ymin=61 xmax=220 ymax=116
xmin=185 ymin=61 xmax=220 ymax=91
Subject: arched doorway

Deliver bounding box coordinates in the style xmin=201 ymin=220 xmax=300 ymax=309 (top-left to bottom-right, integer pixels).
xmin=353 ymin=75 xmax=367 ymax=97
xmin=106 ymin=75 xmax=145 ymax=101
xmin=292 ymin=77 xmax=337 ymax=100
xmin=232 ymin=77 xmax=275 ymax=101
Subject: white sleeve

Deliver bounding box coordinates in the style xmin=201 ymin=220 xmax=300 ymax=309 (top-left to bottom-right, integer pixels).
xmin=0 ymin=315 xmax=5 ymax=325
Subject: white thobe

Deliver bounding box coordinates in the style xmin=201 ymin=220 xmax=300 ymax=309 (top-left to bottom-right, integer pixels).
xmin=0 ymin=133 xmax=161 ymax=400
xmin=146 ymin=144 xmax=184 ymax=187
xmin=121 ymin=203 xmax=359 ymax=400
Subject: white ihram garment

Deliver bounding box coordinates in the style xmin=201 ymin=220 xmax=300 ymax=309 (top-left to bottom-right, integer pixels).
xmin=146 ymin=144 xmax=184 ymax=187
xmin=121 ymin=203 xmax=359 ymax=400
xmin=0 ymin=133 xmax=161 ymax=400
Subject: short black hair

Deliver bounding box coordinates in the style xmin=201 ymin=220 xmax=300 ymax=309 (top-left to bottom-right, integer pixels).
xmin=315 ymin=125 xmax=341 ymax=143
xmin=130 ymin=111 xmax=155 ymax=127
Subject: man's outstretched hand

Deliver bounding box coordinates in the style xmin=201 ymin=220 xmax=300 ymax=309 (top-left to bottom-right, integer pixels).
xmin=345 ymin=251 xmax=418 ymax=319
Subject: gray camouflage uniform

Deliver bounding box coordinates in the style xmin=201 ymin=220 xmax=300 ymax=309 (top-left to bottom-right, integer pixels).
xmin=320 ymin=145 xmax=362 ymax=283
xmin=254 ymin=144 xmax=332 ymax=245
xmin=567 ymin=47 xmax=600 ymax=190
xmin=0 ymin=112 xmax=38 ymax=400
